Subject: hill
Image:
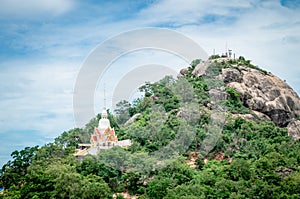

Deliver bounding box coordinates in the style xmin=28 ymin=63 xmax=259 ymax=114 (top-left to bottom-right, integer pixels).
xmin=181 ymin=56 xmax=300 ymax=137
xmin=1 ymin=55 xmax=300 ymax=199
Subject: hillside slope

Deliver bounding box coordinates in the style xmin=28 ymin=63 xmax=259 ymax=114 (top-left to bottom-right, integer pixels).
xmin=1 ymin=55 xmax=300 ymax=199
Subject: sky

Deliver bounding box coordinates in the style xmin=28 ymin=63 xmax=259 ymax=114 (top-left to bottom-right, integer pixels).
xmin=0 ymin=0 xmax=300 ymax=166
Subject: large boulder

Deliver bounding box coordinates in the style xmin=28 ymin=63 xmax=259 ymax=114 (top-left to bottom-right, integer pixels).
xmin=225 ymin=67 xmax=300 ymax=127
xmin=192 ymin=61 xmax=211 ymax=77
xmin=208 ymin=87 xmax=227 ymax=103
xmin=232 ymin=111 xmax=271 ymax=123
xmin=222 ymin=68 xmax=243 ymax=83
xmin=177 ymin=68 xmax=189 ymax=78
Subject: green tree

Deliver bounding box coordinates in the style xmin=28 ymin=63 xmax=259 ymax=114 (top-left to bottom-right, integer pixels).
xmin=115 ymin=100 xmax=131 ymax=124
xmin=81 ymin=175 xmax=112 ymax=199
xmin=147 ymin=176 xmax=176 ymax=199
xmin=0 ymin=146 xmax=39 ymax=189
xmin=76 ymin=156 xmax=118 ymax=183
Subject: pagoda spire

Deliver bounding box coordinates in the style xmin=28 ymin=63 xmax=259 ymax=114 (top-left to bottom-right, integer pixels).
xmin=101 ymin=84 xmax=108 ymax=119
xmin=103 ymin=84 xmax=106 ymax=110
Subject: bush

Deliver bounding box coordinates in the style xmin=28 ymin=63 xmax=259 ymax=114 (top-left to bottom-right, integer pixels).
xmin=209 ymin=54 xmax=220 ymax=60
xmin=225 ymin=87 xmax=249 ymax=114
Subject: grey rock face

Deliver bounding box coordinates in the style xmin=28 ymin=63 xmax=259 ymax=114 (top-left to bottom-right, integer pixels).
xmin=209 ymin=88 xmax=227 ymax=103
xmin=192 ymin=61 xmax=211 ymax=77
xmin=224 ymin=67 xmax=300 ymax=127
xmin=222 ymin=68 xmax=243 ymax=83
xmin=178 ymin=68 xmax=189 ymax=78
xmin=287 ymin=119 xmax=300 ymax=140
xmin=124 ymin=113 xmax=141 ymax=126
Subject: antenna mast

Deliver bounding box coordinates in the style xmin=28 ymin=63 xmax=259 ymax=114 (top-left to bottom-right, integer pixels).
xmin=103 ymin=84 xmax=106 ymax=110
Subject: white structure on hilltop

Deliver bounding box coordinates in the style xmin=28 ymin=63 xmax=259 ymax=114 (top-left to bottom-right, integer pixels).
xmin=74 ymin=106 xmax=132 ymax=158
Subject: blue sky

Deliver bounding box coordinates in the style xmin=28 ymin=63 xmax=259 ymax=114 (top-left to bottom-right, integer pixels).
xmin=0 ymin=0 xmax=300 ymax=166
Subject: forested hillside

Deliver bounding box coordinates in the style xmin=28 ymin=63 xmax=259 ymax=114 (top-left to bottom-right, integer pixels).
xmin=1 ymin=56 xmax=300 ymax=199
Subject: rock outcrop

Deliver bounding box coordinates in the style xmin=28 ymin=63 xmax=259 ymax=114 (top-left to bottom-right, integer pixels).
xmin=179 ymin=57 xmax=300 ymax=139
xmin=222 ymin=68 xmax=243 ymax=83
xmin=287 ymin=119 xmax=300 ymax=140
xmin=124 ymin=113 xmax=141 ymax=126
xmin=192 ymin=61 xmax=210 ymax=77
xmin=223 ymin=66 xmax=300 ymax=127
xmin=177 ymin=68 xmax=189 ymax=78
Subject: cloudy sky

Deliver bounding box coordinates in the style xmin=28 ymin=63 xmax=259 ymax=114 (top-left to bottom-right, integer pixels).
xmin=0 ymin=0 xmax=299 ymax=166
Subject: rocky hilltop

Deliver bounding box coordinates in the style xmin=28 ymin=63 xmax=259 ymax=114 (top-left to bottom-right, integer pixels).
xmin=3 ymin=55 xmax=300 ymax=199
xmin=180 ymin=56 xmax=300 ymax=139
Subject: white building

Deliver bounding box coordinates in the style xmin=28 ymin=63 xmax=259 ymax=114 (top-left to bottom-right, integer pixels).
xmin=74 ymin=108 xmax=132 ymax=158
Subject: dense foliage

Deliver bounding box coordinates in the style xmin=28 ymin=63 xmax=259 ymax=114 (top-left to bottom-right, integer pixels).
xmin=1 ymin=57 xmax=299 ymax=198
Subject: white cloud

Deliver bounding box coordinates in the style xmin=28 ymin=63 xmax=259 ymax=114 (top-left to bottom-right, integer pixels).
xmin=0 ymin=0 xmax=75 ymax=18
xmin=135 ymin=0 xmax=256 ymax=27
xmin=0 ymin=60 xmax=78 ymax=138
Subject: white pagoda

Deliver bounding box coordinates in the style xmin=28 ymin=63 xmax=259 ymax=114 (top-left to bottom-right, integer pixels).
xmin=74 ymin=107 xmax=131 ymax=158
